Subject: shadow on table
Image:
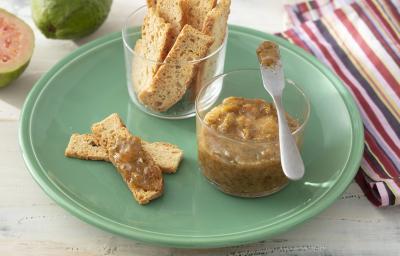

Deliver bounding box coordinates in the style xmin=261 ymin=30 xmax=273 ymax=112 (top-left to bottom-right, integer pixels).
xmin=0 ymin=71 xmax=41 ymax=112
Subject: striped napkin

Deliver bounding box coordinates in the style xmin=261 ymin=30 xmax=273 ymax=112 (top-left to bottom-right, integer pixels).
xmin=278 ymin=0 xmax=399 ymax=207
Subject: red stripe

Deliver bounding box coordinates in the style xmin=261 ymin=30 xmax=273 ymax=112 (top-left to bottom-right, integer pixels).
xmin=383 ymin=0 xmax=400 ymax=23
xmin=283 ymin=30 xmax=312 ymax=54
xmin=364 ymin=0 xmax=400 ymax=45
xmin=363 ymin=137 xmax=390 ymax=180
xmin=300 ymin=23 xmax=400 ymax=156
xmin=365 ymin=132 xmax=400 ymax=182
xmin=365 ymin=130 xmax=400 ymax=184
xmin=336 ymin=9 xmax=400 ymax=98
xmin=352 ymin=4 xmax=400 ymax=67
xmin=355 ymin=171 xmax=381 ymax=206
xmin=298 ymin=2 xmax=310 ymax=14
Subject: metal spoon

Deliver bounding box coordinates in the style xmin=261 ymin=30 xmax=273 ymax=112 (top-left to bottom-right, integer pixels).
xmin=256 ymin=41 xmax=305 ymax=180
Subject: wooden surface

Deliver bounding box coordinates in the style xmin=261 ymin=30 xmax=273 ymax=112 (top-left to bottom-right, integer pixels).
xmin=1 ymin=0 xmax=399 ymax=255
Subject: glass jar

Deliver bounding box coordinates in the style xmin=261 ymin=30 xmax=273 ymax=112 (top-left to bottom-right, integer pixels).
xmin=195 ymin=69 xmax=310 ymax=197
xmin=122 ymin=5 xmax=228 ymax=119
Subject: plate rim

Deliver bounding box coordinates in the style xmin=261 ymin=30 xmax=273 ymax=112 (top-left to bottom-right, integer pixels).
xmin=19 ymin=25 xmax=364 ymax=248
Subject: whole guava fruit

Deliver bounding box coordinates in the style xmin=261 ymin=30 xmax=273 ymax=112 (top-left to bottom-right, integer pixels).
xmin=0 ymin=8 xmax=35 ymax=88
xmin=31 ymin=0 xmax=113 ymax=39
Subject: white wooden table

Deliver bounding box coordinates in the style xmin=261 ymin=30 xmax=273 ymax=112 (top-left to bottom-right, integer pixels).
xmin=1 ymin=0 xmax=399 ymax=255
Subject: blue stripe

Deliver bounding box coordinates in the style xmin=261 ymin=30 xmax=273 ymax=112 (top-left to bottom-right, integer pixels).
xmin=363 ymin=138 xmax=390 ymax=178
xmin=293 ymin=6 xmax=306 ymax=23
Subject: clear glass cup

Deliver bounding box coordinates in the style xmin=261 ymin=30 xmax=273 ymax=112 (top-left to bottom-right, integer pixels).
xmin=122 ymin=5 xmax=228 ymax=119
xmin=195 ymin=69 xmax=310 ymax=197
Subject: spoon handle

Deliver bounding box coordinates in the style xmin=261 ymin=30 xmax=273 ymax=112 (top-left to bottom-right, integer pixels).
xmin=274 ymin=96 xmax=305 ymax=180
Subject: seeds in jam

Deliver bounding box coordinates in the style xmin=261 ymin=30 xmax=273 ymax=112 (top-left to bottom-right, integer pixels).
xmin=204 ymin=97 xmax=298 ymax=141
xmin=110 ymin=134 xmax=162 ymax=191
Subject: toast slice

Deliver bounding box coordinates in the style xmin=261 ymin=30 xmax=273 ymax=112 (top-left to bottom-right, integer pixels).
xmin=65 ymin=133 xmax=109 ymax=161
xmin=202 ymin=0 xmax=230 ymax=51
xmin=132 ymin=8 xmax=174 ymax=94
xmin=186 ymin=0 xmax=216 ymax=30
xmin=91 ymin=113 xmax=126 ymax=149
xmin=132 ymin=39 xmax=155 ymax=93
xmin=65 ymin=133 xmax=183 ymax=173
xmin=91 ymin=113 xmax=183 ymax=172
xmin=107 ymin=128 xmax=163 ymax=205
xmin=142 ymin=141 xmax=183 ymax=173
xmin=141 ymin=7 xmax=174 ymax=62
xmin=156 ymin=0 xmax=187 ymax=42
xmin=139 ymin=24 xmax=214 ymax=112
xmin=192 ymin=0 xmax=230 ymax=98
xmin=91 ymin=114 xmax=163 ymax=205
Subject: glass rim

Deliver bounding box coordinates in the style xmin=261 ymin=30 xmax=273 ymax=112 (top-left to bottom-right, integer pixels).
xmin=122 ymin=5 xmax=228 ymax=65
xmin=195 ymin=69 xmax=311 ymax=145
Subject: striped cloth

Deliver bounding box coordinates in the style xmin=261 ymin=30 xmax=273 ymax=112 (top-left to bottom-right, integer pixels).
xmin=279 ymin=0 xmax=400 ymax=207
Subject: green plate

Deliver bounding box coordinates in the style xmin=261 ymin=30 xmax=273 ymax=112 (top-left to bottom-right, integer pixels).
xmin=19 ymin=25 xmax=363 ymax=248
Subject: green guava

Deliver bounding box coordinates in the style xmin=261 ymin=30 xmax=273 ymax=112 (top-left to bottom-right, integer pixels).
xmin=31 ymin=0 xmax=113 ymax=39
xmin=0 ymin=9 xmax=35 ymax=88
